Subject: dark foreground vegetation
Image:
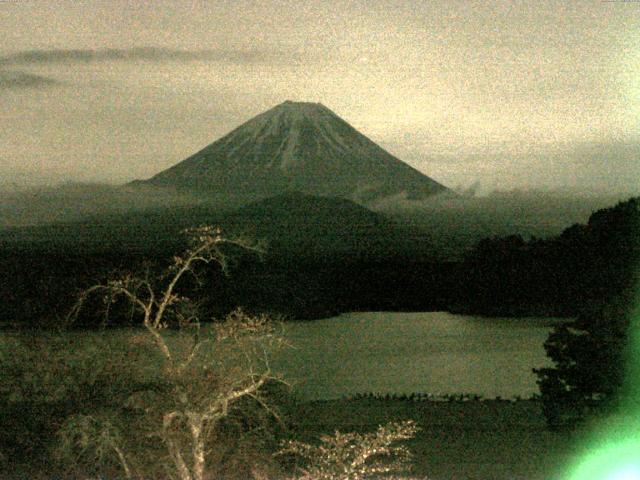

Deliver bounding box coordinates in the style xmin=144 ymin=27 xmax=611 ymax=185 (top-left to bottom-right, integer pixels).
xmin=1 ymin=194 xmax=638 ymax=325
xmin=0 ymin=192 xmax=638 ymax=477
xmin=1 ymin=227 xmax=425 ymax=479
xmin=288 ymin=397 xmax=581 ymax=480
xmin=0 ymin=390 xmax=580 ymax=479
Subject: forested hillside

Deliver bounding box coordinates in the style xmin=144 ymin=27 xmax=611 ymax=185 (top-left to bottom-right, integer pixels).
xmin=1 ymin=195 xmax=637 ymax=325
xmin=453 ymin=197 xmax=640 ymax=316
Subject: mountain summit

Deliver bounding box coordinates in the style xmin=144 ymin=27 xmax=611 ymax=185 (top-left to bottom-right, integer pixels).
xmin=139 ymin=101 xmax=448 ymax=203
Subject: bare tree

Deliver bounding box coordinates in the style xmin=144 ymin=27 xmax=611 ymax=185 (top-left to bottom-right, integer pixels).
xmin=64 ymin=226 xmax=286 ymax=480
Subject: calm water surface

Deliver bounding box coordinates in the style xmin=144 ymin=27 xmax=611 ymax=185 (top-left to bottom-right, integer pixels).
xmin=272 ymin=311 xmax=568 ymax=400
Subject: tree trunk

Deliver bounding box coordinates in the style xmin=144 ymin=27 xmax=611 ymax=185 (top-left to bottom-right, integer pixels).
xmin=167 ymin=437 xmax=192 ymax=480
xmin=113 ymin=445 xmax=133 ymax=479
xmin=164 ymin=411 xmax=193 ymax=480
xmin=189 ymin=415 xmax=206 ymax=480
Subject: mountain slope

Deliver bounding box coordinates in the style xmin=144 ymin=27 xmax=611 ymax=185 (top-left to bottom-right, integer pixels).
xmin=137 ymin=101 xmax=448 ymax=203
xmin=0 ymin=191 xmax=415 ymax=259
xmin=220 ymin=191 xmax=401 ymax=257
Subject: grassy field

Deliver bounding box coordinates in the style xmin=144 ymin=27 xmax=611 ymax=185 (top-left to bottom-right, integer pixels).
xmin=1 ymin=397 xmax=581 ymax=479
xmin=284 ymin=398 xmax=581 ymax=480
xmin=1 ymin=328 xmax=585 ymax=479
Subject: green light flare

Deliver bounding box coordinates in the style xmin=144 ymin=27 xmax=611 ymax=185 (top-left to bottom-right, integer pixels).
xmin=565 ymin=267 xmax=640 ymax=480
xmin=565 ymin=436 xmax=640 ymax=480
xmin=610 ymin=467 xmax=640 ymax=480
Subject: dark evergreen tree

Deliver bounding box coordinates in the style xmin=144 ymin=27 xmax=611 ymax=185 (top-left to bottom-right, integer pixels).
xmin=534 ymin=295 xmax=635 ymax=429
xmin=534 ymin=197 xmax=640 ymax=428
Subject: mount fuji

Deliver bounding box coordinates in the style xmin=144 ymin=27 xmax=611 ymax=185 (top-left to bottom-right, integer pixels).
xmin=136 ymin=101 xmax=448 ymax=203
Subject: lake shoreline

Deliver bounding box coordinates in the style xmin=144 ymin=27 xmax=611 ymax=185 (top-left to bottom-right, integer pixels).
xmin=1 ymin=396 xmax=580 ymax=480
xmin=284 ymin=396 xmax=580 ymax=480
xmin=1 ymin=312 xmax=564 ymax=400
xmin=276 ymin=311 xmax=565 ymax=401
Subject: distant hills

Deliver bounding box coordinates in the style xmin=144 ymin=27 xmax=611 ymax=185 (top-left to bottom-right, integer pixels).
xmin=0 ymin=191 xmax=436 ymax=322
xmin=222 ymin=191 xmax=404 ymax=257
xmin=453 ymin=196 xmax=640 ymax=316
xmin=134 ymin=101 xmax=448 ymax=204
xmin=1 ymin=184 xmax=637 ymax=323
xmin=0 ymin=191 xmax=419 ymax=260
xmin=3 ymin=99 xmax=639 ymax=323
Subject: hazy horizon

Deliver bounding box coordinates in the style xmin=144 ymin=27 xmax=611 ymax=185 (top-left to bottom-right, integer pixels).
xmin=2 ymin=1 xmax=639 ymax=194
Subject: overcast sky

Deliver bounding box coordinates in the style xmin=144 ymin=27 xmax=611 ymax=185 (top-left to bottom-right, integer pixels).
xmin=1 ymin=0 xmax=639 ymax=193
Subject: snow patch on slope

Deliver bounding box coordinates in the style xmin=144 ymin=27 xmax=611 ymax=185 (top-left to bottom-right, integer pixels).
xmin=142 ymin=100 xmax=448 ymax=200
xmin=279 ymin=119 xmax=300 ymax=169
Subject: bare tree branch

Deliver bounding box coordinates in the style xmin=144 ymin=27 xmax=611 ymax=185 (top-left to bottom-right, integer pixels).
xmin=63 ymin=226 xmax=280 ymax=480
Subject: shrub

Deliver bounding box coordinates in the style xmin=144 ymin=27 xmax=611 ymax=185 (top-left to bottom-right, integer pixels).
xmin=277 ymin=420 xmax=419 ymax=480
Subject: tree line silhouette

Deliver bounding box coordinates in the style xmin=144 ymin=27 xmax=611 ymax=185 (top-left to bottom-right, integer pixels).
xmin=0 ymin=197 xmax=637 ymax=327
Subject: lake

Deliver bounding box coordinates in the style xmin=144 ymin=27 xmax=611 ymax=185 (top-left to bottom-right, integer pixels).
xmin=272 ymin=311 xmax=567 ymax=400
